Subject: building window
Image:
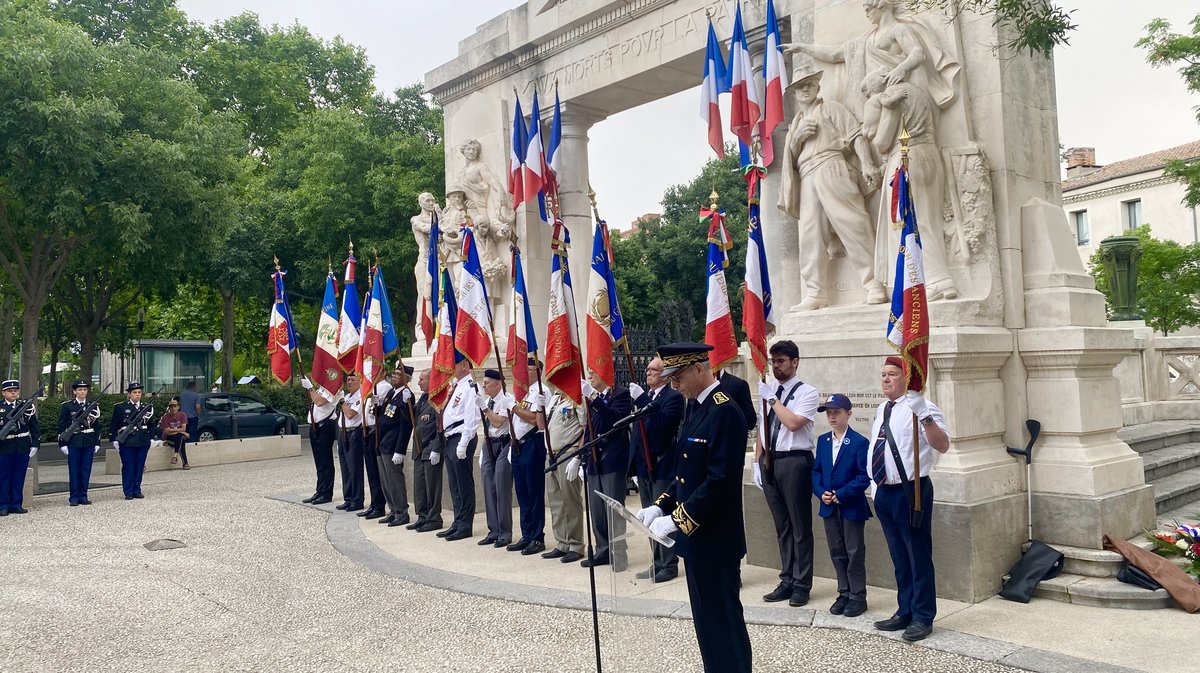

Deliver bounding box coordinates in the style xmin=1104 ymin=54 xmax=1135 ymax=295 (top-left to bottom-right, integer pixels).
xmin=1072 ymin=210 xmax=1089 ymax=245
xmin=1123 ymin=199 xmax=1143 ymax=231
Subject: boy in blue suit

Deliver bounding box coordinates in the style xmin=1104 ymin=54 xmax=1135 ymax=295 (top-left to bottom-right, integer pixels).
xmin=812 ymin=393 xmax=871 ymax=617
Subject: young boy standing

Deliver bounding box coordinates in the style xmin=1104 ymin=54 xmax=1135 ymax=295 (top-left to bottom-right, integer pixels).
xmin=812 ymin=393 xmax=872 ymax=617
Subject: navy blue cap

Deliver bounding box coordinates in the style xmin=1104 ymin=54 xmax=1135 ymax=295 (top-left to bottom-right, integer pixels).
xmin=483 ymin=369 xmax=502 ymax=381
xmin=1 ymin=379 xmax=19 ymax=391
xmin=817 ymin=393 xmax=852 ymax=412
xmin=71 ymin=379 xmax=90 ymax=390
xmin=126 ymin=381 xmax=143 ymax=392
xmin=657 ymin=342 xmax=714 ymax=375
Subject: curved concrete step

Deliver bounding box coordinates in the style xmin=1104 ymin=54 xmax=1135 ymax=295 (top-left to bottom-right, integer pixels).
xmin=1028 ymin=573 xmax=1172 ymax=609
xmin=1153 ymin=466 xmax=1200 ymax=514
xmin=1119 ymin=420 xmax=1200 ymax=454
xmin=1143 ymin=442 xmax=1200 ymax=482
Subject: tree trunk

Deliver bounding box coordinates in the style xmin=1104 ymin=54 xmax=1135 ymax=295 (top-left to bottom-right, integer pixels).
xmin=0 ymin=293 xmax=12 ymax=378
xmin=49 ymin=346 xmax=60 ymax=396
xmin=19 ymin=308 xmax=44 ymax=394
xmin=221 ymin=287 xmax=235 ymax=391
xmin=78 ymin=330 xmax=98 ymax=390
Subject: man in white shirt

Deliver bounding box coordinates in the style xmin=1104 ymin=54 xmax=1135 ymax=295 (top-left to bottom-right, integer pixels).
xmin=438 ymin=360 xmax=481 ymax=541
xmin=477 ymin=369 xmax=515 ymax=548
xmin=335 ymin=374 xmax=365 ymax=512
xmin=509 ymin=357 xmax=548 ymax=556
xmin=358 ymin=374 xmax=389 ymax=520
xmin=753 ymin=339 xmax=821 ymax=607
xmin=301 ymin=375 xmax=342 ymax=505
xmin=869 ymin=355 xmax=950 ymax=643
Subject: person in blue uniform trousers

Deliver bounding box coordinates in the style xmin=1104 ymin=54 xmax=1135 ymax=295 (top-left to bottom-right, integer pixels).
xmin=572 ymin=368 xmax=632 ymax=570
xmin=58 ymin=379 xmax=102 ymax=506
xmin=636 ymin=343 xmax=751 ymax=673
xmin=630 ymin=356 xmax=685 ymax=583
xmin=508 ymin=357 xmax=548 ymax=556
xmin=335 ymin=373 xmax=366 ymax=512
xmin=811 ymin=393 xmax=872 ymax=617
xmin=0 ymin=379 xmax=39 ymax=516
xmin=869 ymin=356 xmax=951 ymax=642
xmin=109 ymin=381 xmax=158 ymax=500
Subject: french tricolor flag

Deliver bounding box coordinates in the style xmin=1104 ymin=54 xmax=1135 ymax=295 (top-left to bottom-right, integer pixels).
xmin=310 ymin=271 xmax=343 ymax=397
xmin=728 ymin=3 xmax=761 ymax=148
xmin=700 ymin=18 xmax=729 ymax=158
xmin=545 ymin=221 xmax=583 ymax=405
xmin=886 ymin=166 xmax=930 ymax=393
xmin=335 ymin=247 xmax=362 ymax=373
xmin=429 ymin=268 xmax=459 ymax=410
xmin=505 ymin=247 xmax=539 ymax=402
xmin=585 ymin=218 xmax=624 ymax=388
xmin=703 ymin=206 xmax=738 ymax=371
xmin=761 ymin=0 xmax=787 ymax=167
xmin=742 ymin=165 xmax=775 ymax=376
xmin=454 ymin=224 xmax=494 ymax=368
xmin=524 ymin=89 xmax=547 ymax=220
xmin=545 ymin=88 xmax=563 ymax=199
xmin=267 ymin=266 xmax=298 ymax=384
xmin=509 ymin=94 xmax=528 ymax=209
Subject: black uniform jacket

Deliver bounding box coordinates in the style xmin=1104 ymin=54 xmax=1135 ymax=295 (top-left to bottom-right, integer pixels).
xmin=631 ymin=386 xmax=685 ymax=482
xmin=109 ymin=401 xmax=156 ymax=447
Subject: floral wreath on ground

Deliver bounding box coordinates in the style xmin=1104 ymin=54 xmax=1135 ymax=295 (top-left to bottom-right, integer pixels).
xmin=1145 ymin=516 xmax=1200 ymax=578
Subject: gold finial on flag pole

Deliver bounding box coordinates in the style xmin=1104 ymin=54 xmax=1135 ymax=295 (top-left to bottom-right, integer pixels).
xmin=273 ymin=254 xmax=281 ymax=273
xmin=709 ymin=185 xmax=719 ymax=211
xmin=900 ymin=125 xmax=911 ymax=171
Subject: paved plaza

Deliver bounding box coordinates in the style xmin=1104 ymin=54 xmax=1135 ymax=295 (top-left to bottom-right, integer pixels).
xmin=0 ymin=455 xmax=1185 ymax=672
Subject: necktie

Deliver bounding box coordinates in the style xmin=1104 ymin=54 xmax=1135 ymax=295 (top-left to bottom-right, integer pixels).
xmin=488 ymin=398 xmax=495 ymax=411
xmin=871 ymin=401 xmax=895 ymax=485
xmin=768 ymin=384 xmax=785 ymax=451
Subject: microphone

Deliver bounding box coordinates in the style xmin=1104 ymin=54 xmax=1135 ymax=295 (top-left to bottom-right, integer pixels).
xmin=609 ymin=399 xmax=660 ymax=432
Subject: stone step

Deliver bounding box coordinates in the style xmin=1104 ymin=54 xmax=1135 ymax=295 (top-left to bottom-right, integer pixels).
xmin=1028 ymin=572 xmax=1173 ymax=609
xmin=1152 ymin=466 xmax=1200 ymax=515
xmin=1118 ymin=420 xmax=1200 ymax=454
xmin=1143 ymin=442 xmax=1200 ymax=482
xmin=1040 ymin=539 xmax=1152 ymax=578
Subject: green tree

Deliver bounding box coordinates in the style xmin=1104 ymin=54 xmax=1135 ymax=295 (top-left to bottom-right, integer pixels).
xmin=912 ymin=0 xmax=1075 ymax=56
xmin=49 ymin=0 xmax=197 ymax=54
xmin=1089 ymin=225 xmax=1200 ymax=336
xmin=1139 ymin=14 xmax=1200 ymax=208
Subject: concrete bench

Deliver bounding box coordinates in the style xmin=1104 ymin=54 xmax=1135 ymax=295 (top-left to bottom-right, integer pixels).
xmin=104 ymin=435 xmax=301 ymax=475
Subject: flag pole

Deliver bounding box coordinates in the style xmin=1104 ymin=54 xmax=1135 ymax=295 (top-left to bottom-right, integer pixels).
xmin=378 ymin=246 xmax=423 ymax=460
xmin=274 ymin=254 xmax=303 ymax=382
xmin=587 ymin=185 xmax=655 ymax=477
xmin=744 ymin=142 xmax=773 ymax=472
xmin=899 ymin=125 xmax=922 ymax=515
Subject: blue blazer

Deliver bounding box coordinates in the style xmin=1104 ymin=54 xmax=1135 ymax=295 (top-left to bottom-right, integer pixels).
xmin=631 ymin=386 xmax=684 ymax=482
xmin=811 ymin=427 xmax=873 ymax=521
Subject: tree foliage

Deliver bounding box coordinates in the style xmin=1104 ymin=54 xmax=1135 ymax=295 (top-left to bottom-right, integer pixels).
xmin=1089 ymin=225 xmax=1200 ymax=336
xmin=911 ymin=0 xmax=1076 ymax=56
xmin=1138 ymin=14 xmax=1200 ymax=208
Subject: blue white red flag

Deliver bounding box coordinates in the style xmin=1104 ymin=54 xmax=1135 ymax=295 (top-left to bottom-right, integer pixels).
xmin=524 ymin=90 xmax=547 ymax=221
xmin=545 ymin=220 xmax=583 ymax=404
xmin=361 ymin=266 xmax=399 ymax=397
xmin=700 ymin=18 xmax=730 ymax=158
xmin=545 ymin=88 xmax=563 ymax=198
xmin=509 ymin=94 xmax=528 ymax=209
xmin=760 ymin=0 xmax=787 ymax=167
xmin=336 ymin=246 xmax=362 ymax=373
xmin=585 ymin=218 xmax=624 ymax=387
xmin=354 ymin=264 xmax=374 ymax=388
xmin=742 ymin=164 xmax=775 ymax=375
xmin=310 ymin=270 xmax=343 ymax=398
xmin=454 ymin=225 xmax=494 ymax=368
xmin=886 ymin=166 xmax=930 ymax=393
xmin=506 ymin=248 xmax=540 ymax=401
xmin=421 ymin=211 xmax=441 ymax=349
xmin=429 ymin=268 xmax=460 ymax=410
xmin=728 ymin=3 xmax=761 ymax=148
xmin=267 ymin=266 xmax=299 ymax=384
xmin=701 ymin=206 xmax=737 ymax=371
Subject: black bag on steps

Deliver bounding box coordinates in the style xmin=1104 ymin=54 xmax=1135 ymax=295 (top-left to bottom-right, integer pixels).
xmin=999 ymin=540 xmax=1065 ymax=603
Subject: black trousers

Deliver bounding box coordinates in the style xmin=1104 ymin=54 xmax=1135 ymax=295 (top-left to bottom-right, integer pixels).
xmin=337 ymin=427 xmax=365 ymax=507
xmin=362 ymin=426 xmax=385 ymax=510
xmin=684 ymin=558 xmax=752 ymax=673
xmin=413 ymin=456 xmax=443 ymax=527
xmin=761 ymin=450 xmax=815 ymax=591
xmin=444 ymin=433 xmax=476 ymax=533
xmin=309 ymin=419 xmax=336 ymax=498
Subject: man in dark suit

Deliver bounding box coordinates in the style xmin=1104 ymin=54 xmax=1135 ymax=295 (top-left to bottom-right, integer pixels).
xmin=811 ymin=393 xmax=872 ymax=618
xmin=110 ymin=381 xmax=157 ymax=500
xmin=636 ymin=343 xmax=751 ymax=673
xmin=409 ymin=369 xmax=445 ymax=532
xmin=630 ymin=356 xmax=685 ymax=582
xmin=716 ymin=369 xmax=756 ymax=430
xmin=571 ymin=368 xmax=632 ymax=570
xmin=376 ymin=365 xmax=415 ymax=527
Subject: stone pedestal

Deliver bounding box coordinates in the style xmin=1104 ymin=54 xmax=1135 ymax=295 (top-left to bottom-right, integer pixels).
xmin=23 ymin=466 xmax=34 ymax=504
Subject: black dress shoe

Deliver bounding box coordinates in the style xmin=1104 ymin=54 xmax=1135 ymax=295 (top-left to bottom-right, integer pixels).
xmin=506 ymin=538 xmax=531 ymax=552
xmin=310 ymin=496 xmax=332 ymax=505
xmin=435 ymin=528 xmax=455 ymax=538
xmin=541 ymin=548 xmax=567 ymax=560
xmin=829 ymin=596 xmax=848 ymax=615
xmin=416 ymin=522 xmax=441 ymax=533
xmin=124 ymin=496 xmax=134 ymax=501
xmin=69 ymin=502 xmax=80 ymax=507
xmin=559 ymin=551 xmax=584 ymax=563
xmin=406 ymin=520 xmax=426 ymax=530
xmin=0 ymin=510 xmax=8 ymax=516
xmin=635 ymin=568 xmax=654 ymax=580
xmin=356 ymin=508 xmax=371 ymax=517
xmin=478 ymin=536 xmax=498 ymax=546
xmin=10 ymin=507 xmax=28 ymax=514
xmin=874 ymin=615 xmax=912 ymax=632
xmin=365 ymin=510 xmax=384 ymax=520
xmin=901 ymin=622 xmax=932 ymax=642
xmin=652 ymin=569 xmax=678 ymax=583
xmin=302 ymin=495 xmax=317 ymax=504
xmin=133 ymin=493 xmax=144 ymax=499
xmin=493 ymin=539 xmax=510 ymax=548
xmin=445 ymin=530 xmax=471 ymax=541
xmin=580 ymin=554 xmax=609 ymax=568
xmin=345 ymin=504 xmax=364 ymax=512
xmin=378 ymin=515 xmax=395 ymax=525
xmin=521 ymin=540 xmax=546 ymax=555
xmin=762 ymin=582 xmax=792 ymax=603
xmin=80 ymin=500 xmax=92 ymax=505
xmin=335 ymin=503 xmax=349 ymax=510
xmin=843 ymin=599 xmax=868 ymax=618
xmin=788 ymin=588 xmax=810 ymax=607
xmin=387 ymin=516 xmax=410 ymax=527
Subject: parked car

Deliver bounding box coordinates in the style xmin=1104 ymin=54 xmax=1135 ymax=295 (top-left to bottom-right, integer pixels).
xmin=195 ymin=392 xmax=298 ymax=442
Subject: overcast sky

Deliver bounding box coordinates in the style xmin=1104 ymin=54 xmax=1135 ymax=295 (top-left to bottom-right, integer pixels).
xmin=179 ymin=0 xmax=1200 ymax=229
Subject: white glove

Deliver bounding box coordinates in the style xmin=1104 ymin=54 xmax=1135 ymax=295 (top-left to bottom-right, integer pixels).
xmin=456 ymin=442 xmax=466 ymax=460
xmin=758 ymin=381 xmax=776 ymax=402
xmin=391 ymin=452 xmax=403 ymax=465
xmin=649 ymin=515 xmax=678 ymax=538
xmin=531 ymin=392 xmax=548 ymax=409
xmin=580 ymin=379 xmax=597 ymax=400
xmin=629 ymin=383 xmax=645 ymax=400
xmin=112 ymin=441 xmax=120 ymax=450
xmin=478 ymin=450 xmax=484 ymax=467
xmin=905 ymin=390 xmax=930 ymax=419
xmin=29 ymin=446 xmax=37 ymax=458
xmin=151 ymin=439 xmax=163 ymax=449
xmin=631 ymin=475 xmax=639 ymax=488
xmin=566 ymin=457 xmax=581 ymax=482
xmin=301 ymin=377 xmax=314 ymax=390
xmin=93 ymin=445 xmax=100 ymax=454
xmin=636 ymin=505 xmax=663 ymax=526
xmin=430 ymin=451 xmax=441 ymax=466
xmin=60 ymin=445 xmax=69 ymax=456
xmin=752 ymin=462 xmax=763 ymax=490
xmin=506 ymin=447 xmax=512 ymax=464
xmin=475 ymin=395 xmax=489 ymax=411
